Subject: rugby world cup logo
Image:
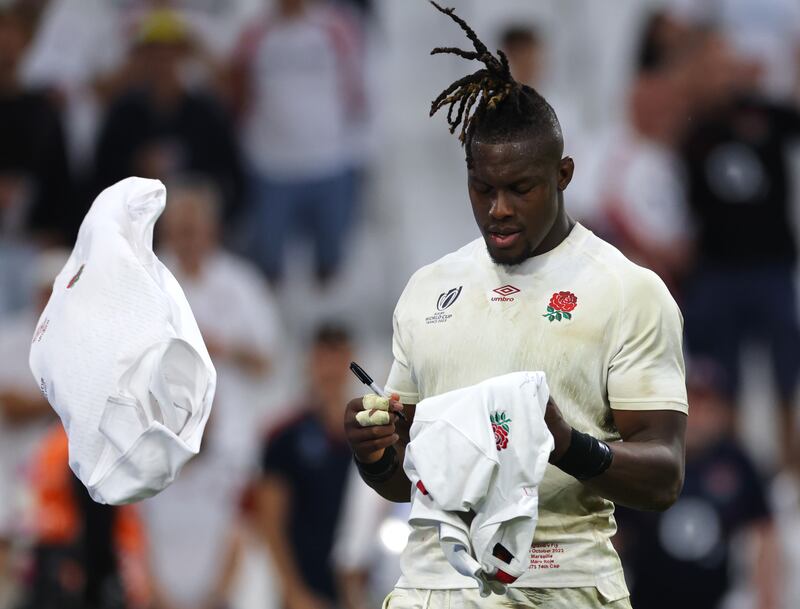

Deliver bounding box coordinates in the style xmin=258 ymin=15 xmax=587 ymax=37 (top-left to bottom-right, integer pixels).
xmin=437 ymin=286 xmax=462 ymax=311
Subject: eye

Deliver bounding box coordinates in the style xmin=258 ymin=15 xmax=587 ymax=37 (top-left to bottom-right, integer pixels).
xmin=512 ymin=183 xmax=535 ymax=195
xmin=470 ymin=179 xmax=492 ymax=194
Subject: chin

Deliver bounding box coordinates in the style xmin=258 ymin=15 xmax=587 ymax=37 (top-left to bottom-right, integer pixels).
xmin=486 ymin=243 xmax=532 ymax=267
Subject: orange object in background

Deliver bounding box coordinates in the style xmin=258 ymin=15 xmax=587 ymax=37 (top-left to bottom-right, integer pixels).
xmin=29 ymin=424 xmax=151 ymax=608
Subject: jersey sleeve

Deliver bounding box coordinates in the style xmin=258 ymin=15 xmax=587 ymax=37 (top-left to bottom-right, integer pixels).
xmin=607 ymin=267 xmax=688 ymax=413
xmin=384 ymin=284 xmax=420 ymax=404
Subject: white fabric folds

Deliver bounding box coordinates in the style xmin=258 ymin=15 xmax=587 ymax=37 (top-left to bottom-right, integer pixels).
xmin=29 ymin=177 xmax=216 ymax=505
xmin=404 ymin=371 xmax=553 ymax=595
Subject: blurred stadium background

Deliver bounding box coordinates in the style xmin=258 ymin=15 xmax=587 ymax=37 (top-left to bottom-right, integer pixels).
xmin=0 ymin=0 xmax=799 ymax=608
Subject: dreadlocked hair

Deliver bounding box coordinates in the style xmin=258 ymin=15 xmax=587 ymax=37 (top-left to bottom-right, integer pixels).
xmin=428 ymin=1 xmax=562 ymax=167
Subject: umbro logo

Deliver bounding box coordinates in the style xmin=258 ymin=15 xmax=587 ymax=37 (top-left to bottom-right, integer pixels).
xmin=493 ymin=285 xmax=520 ymax=297
xmin=490 ymin=284 xmax=520 ymax=302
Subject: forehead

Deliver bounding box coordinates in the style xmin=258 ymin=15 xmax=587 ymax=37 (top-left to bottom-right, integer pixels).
xmin=469 ymin=140 xmax=557 ymax=182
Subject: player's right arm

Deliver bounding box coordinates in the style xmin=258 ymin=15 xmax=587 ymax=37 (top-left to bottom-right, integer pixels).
xmin=345 ymin=274 xmax=422 ymax=502
xmin=343 ymin=396 xmax=415 ymax=503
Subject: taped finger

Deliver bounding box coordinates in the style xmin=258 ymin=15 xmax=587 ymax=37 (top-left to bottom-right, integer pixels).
xmin=356 ymin=409 xmax=391 ymax=426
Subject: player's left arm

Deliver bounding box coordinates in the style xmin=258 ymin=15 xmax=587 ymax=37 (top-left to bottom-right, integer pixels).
xmin=546 ymin=266 xmax=689 ymax=511
xmin=547 ymin=403 xmax=686 ymax=511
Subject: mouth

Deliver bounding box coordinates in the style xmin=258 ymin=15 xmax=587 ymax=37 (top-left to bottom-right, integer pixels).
xmin=487 ymin=229 xmax=522 ymax=249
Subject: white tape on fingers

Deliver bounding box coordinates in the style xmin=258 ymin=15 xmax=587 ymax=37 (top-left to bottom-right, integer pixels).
xmin=362 ymin=394 xmax=390 ymax=411
xmin=356 ymin=409 xmax=391 ymax=426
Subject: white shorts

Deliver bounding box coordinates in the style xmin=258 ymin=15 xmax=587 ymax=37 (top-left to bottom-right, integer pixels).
xmin=382 ymin=587 xmax=633 ymax=609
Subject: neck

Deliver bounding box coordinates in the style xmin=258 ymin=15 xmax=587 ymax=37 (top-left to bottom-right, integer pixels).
xmin=178 ymin=256 xmax=204 ymax=278
xmin=532 ymin=202 xmax=574 ymax=257
xmin=145 ymin=74 xmax=184 ymax=110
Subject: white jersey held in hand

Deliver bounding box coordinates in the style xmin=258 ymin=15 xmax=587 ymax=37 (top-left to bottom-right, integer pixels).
xmin=404 ymin=371 xmax=553 ymax=596
xmin=29 ymin=177 xmax=217 ymax=505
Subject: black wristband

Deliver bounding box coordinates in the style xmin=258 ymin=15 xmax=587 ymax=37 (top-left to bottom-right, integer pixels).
xmin=554 ymin=428 xmax=614 ymax=480
xmin=355 ymin=445 xmax=399 ymax=484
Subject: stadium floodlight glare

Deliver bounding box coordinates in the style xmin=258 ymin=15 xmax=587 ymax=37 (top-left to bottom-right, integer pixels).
xmin=379 ymin=518 xmax=411 ymax=554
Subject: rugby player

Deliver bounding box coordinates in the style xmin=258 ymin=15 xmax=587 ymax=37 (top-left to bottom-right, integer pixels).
xmin=344 ymin=4 xmax=687 ymax=608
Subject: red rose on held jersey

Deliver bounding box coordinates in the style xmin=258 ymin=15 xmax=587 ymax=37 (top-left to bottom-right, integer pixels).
xmin=493 ymin=424 xmax=509 ymax=450
xmin=490 ymin=412 xmax=512 ymax=451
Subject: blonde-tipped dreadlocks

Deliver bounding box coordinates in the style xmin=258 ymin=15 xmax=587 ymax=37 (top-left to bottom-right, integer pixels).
xmin=428 ymin=1 xmax=562 ymax=167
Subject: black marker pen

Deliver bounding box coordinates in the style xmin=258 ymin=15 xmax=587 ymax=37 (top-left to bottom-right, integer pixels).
xmin=349 ymin=361 xmax=406 ymax=421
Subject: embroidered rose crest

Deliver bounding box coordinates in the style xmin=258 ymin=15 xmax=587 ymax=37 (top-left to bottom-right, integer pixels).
xmin=490 ymin=411 xmax=511 ymax=451
xmin=543 ymin=291 xmax=577 ymax=322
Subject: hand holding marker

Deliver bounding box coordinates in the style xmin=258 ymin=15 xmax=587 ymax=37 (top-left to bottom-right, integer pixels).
xmin=349 ymin=361 xmax=407 ymax=425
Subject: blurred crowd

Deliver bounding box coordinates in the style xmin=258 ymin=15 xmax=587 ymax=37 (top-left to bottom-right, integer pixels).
xmin=0 ymin=1 xmax=799 ymax=609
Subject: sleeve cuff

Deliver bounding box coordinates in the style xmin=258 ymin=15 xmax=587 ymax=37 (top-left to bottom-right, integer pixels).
xmin=384 ymin=387 xmax=419 ymax=404
xmin=609 ymin=398 xmax=688 ymax=414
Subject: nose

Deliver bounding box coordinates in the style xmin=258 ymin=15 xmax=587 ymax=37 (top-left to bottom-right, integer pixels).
xmin=489 ymin=191 xmax=514 ymax=220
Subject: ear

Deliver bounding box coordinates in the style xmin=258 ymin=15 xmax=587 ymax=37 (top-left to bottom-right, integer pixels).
xmin=557 ymin=157 xmax=574 ymax=191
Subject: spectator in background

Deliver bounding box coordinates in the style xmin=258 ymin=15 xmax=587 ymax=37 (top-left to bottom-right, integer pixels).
xmin=0 ymin=249 xmax=65 ymax=606
xmin=94 ymin=10 xmax=244 ymax=223
xmin=255 ymin=323 xmax=357 ymax=609
xmin=333 ymin=466 xmax=408 ymax=609
xmin=498 ymin=22 xmax=583 ymax=165
xmin=614 ymin=359 xmax=780 ymax=609
xmin=0 ymin=5 xmax=73 ymax=247
xmin=141 ymin=427 xmax=246 ymax=609
xmin=230 ymin=0 xmax=365 ymax=285
xmin=158 ymin=175 xmax=280 ymax=477
xmin=678 ymin=27 xmax=800 ymax=465
xmin=566 ymin=11 xmax=695 ymax=293
xmin=500 ymin=25 xmax=544 ymax=88
xmin=19 ymin=0 xmax=257 ymax=201
xmin=23 ymin=426 xmax=149 ymax=609
xmin=666 ymin=0 xmax=800 ymax=102
xmin=143 ymin=175 xmax=283 ymax=609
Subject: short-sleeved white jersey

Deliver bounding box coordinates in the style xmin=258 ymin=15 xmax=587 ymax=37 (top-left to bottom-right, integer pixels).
xmin=386 ymin=223 xmax=687 ymax=598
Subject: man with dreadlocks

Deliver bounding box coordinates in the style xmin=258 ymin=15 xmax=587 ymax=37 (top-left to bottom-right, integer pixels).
xmin=343 ymin=3 xmax=687 ymax=608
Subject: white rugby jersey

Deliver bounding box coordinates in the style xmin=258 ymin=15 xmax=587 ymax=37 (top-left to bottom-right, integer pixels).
xmin=385 ymin=223 xmax=687 ymax=601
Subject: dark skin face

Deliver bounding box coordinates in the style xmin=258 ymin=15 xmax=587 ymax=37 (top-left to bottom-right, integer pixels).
xmin=468 ymin=138 xmax=575 ymax=266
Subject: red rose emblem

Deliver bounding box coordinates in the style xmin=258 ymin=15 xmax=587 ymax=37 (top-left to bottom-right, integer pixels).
xmin=493 ymin=423 xmax=509 ymax=451
xmin=549 ymin=291 xmax=578 ymax=312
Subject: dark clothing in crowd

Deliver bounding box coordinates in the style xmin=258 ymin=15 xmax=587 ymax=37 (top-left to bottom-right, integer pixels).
xmin=94 ymin=88 xmax=244 ymax=220
xmin=681 ymin=97 xmax=800 ymax=266
xmin=681 ymin=97 xmax=800 ymax=399
xmin=23 ymin=476 xmax=126 ymax=609
xmin=261 ymin=411 xmax=353 ymax=602
xmin=684 ymin=263 xmax=800 ymax=398
xmin=616 ymin=440 xmax=770 ymax=609
xmin=0 ymin=89 xmax=74 ymax=241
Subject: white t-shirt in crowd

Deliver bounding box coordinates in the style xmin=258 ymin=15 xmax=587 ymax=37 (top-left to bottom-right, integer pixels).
xmin=144 ymin=249 xmax=280 ymax=606
xmin=385 ymin=223 xmax=687 ymax=600
xmin=237 ymin=6 xmax=362 ymax=179
xmin=160 ymin=250 xmax=281 ymax=477
xmin=142 ymin=449 xmax=242 ymax=608
xmin=570 ymin=126 xmax=692 ymax=247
